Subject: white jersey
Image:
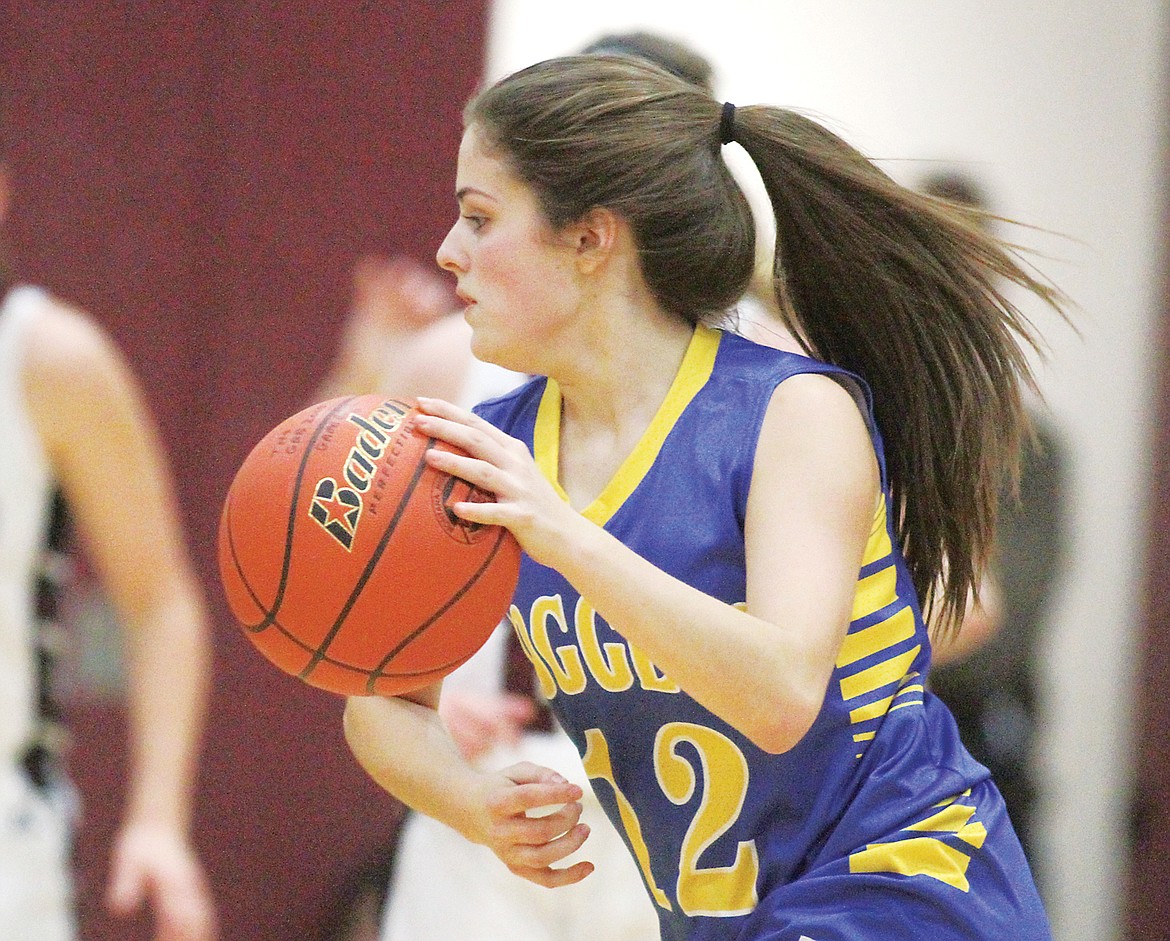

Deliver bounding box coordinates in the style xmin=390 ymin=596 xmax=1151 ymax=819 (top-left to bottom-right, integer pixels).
xmin=0 ymin=285 xmax=81 ymax=940
xmin=0 ymin=286 xmax=56 ymax=766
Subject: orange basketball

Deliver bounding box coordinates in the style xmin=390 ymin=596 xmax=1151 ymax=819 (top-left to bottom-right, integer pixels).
xmin=217 ymin=394 xmax=521 ymax=696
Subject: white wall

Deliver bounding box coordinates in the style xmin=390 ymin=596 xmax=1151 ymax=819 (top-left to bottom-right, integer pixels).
xmin=486 ymin=4 xmax=1168 ymax=940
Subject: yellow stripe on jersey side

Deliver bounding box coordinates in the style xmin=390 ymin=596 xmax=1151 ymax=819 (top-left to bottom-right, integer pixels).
xmin=837 ymin=606 xmax=915 ymax=668
xmin=839 ymin=646 xmax=921 ymax=701
xmin=835 ymin=496 xmax=924 ymax=755
xmin=850 ymin=564 xmax=898 ymax=622
xmin=849 ymin=694 xmax=896 ymax=724
xmin=848 ymin=791 xmax=989 ymax=891
xmin=907 ymin=804 xmax=988 ymax=848
xmin=849 ymin=837 xmax=973 ymax=891
xmin=533 ymin=325 xmax=721 ymax=527
xmin=860 ymin=498 xmax=892 ymax=567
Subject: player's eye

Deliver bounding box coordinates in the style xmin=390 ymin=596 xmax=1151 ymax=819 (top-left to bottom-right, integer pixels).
xmin=462 ymin=214 xmax=487 ymax=231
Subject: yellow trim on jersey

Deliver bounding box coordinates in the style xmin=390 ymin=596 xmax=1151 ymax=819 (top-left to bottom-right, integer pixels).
xmin=839 ymin=645 xmax=921 ymax=701
xmin=851 ymin=563 xmax=898 ymax=622
xmin=533 ymin=382 xmax=566 ymax=501
xmin=849 ymin=837 xmax=974 ymax=891
xmin=835 ymin=496 xmax=923 ymax=755
xmin=837 ymin=606 xmax=915 ymax=668
xmin=861 ymin=498 xmax=893 ymax=567
xmin=533 ymin=325 xmax=722 ymax=526
xmin=849 ymin=695 xmax=896 ymax=724
xmin=848 ymin=790 xmax=989 ymax=890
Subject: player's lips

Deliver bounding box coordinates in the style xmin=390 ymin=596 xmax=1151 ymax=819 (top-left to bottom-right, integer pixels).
xmin=455 ymin=289 xmax=477 ymax=318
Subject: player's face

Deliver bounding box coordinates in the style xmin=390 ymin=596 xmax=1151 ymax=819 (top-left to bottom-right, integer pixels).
xmin=436 ymin=124 xmax=581 ymax=374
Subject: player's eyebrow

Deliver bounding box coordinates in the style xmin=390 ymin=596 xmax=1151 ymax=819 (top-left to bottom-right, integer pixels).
xmin=456 ymin=186 xmax=495 ymax=203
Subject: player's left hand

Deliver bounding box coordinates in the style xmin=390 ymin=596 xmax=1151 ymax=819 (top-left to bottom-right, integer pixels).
xmin=414 ymin=397 xmax=586 ymax=570
xmin=106 ymin=820 xmax=218 ymax=941
xmin=476 ymin=761 xmax=595 ymax=889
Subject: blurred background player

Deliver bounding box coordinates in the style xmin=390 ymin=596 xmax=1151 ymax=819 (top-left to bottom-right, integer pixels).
xmin=920 ymin=167 xmax=1069 ymax=887
xmin=0 ymin=137 xmax=217 ymax=939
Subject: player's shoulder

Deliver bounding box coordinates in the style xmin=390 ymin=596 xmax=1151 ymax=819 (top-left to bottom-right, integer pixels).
xmin=20 ymin=293 xmax=134 ymax=430
xmin=22 ymin=292 xmax=118 ymax=378
xmin=712 ymin=330 xmax=867 ymax=412
xmin=717 ymin=329 xmax=826 ymax=377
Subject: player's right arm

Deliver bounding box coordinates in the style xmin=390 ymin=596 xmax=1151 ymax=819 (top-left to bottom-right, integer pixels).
xmin=343 ymin=689 xmax=593 ymax=888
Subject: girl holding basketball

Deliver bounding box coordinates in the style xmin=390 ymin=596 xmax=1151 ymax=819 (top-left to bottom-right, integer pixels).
xmin=345 ymin=54 xmax=1064 ymax=941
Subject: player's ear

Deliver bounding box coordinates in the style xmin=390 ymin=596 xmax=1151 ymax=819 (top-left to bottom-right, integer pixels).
xmin=567 ymin=207 xmax=621 ymax=275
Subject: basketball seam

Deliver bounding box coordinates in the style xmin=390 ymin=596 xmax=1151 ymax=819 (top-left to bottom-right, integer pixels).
xmin=364 ymin=526 xmax=513 ymax=694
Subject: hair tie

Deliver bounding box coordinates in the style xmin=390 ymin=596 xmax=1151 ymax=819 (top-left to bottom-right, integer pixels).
xmin=718 ymin=101 xmax=737 ymax=145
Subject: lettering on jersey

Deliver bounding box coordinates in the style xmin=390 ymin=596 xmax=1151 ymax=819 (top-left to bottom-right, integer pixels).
xmin=583 ymin=723 xmax=760 ymax=918
xmin=848 ymin=789 xmax=988 ymax=891
xmin=834 ymin=499 xmax=924 ymax=757
xmin=308 ymin=400 xmax=408 ymax=550
xmin=509 ymin=594 xmax=680 ymax=698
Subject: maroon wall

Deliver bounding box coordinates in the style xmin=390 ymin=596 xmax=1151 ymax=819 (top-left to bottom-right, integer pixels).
xmin=0 ymin=4 xmax=486 ymax=939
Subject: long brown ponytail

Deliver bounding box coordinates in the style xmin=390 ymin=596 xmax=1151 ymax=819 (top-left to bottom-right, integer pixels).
xmin=731 ymin=106 xmax=1066 ymax=634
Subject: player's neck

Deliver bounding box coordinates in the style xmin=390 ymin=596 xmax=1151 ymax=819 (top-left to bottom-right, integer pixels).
xmin=552 ymin=314 xmax=694 ymax=510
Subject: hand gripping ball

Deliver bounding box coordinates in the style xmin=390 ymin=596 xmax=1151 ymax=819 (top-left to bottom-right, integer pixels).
xmin=217 ymin=395 xmax=521 ymax=696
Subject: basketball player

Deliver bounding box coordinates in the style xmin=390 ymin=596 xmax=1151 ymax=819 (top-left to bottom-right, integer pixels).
xmin=344 ymin=54 xmax=1068 ymax=940
xmin=0 ymin=153 xmax=216 ymax=939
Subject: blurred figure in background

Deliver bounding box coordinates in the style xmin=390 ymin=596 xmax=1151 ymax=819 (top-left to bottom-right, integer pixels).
xmin=920 ymin=168 xmax=1069 ymax=888
xmin=0 ymin=138 xmax=216 ymax=939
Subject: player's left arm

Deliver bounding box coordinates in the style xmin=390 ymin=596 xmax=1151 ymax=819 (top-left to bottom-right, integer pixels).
xmin=344 ymin=686 xmax=593 ymax=888
xmin=25 ymin=302 xmax=217 ymax=940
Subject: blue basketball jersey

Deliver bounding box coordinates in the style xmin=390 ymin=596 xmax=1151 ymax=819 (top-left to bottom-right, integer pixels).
xmin=475 ymin=326 xmax=1049 ymax=941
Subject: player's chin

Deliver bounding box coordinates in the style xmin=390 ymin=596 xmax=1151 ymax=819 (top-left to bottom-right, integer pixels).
xmin=467 ymin=324 xmax=499 ymax=360
xmin=467 ymin=327 xmax=526 ymax=374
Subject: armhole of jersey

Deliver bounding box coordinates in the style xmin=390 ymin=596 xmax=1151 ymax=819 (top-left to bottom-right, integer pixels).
xmin=823 ymin=371 xmax=887 ymax=492
xmin=741 ymin=363 xmax=887 ymax=515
